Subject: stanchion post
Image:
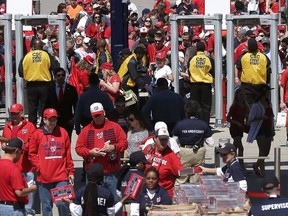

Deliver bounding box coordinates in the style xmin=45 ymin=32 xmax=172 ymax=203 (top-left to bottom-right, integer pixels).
xmin=214 ymin=14 xmax=223 ymax=128
xmin=15 ymin=14 xmax=25 ymax=107
xmin=3 ymin=14 xmax=13 ymax=117
xmin=226 ymin=14 xmax=234 ymax=111
xmin=274 ymin=147 xmax=281 ymax=185
xmin=57 ymin=13 xmax=67 ymax=71
xmin=170 ymin=14 xmax=179 ymax=94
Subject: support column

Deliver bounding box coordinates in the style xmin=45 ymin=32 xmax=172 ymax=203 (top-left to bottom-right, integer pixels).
xmin=170 ymin=14 xmax=179 ymax=94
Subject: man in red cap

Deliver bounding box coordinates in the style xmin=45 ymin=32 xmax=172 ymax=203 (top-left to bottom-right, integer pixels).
xmin=29 ymin=108 xmax=74 ymax=216
xmin=2 ymin=103 xmax=36 ymax=215
xmin=76 ymin=102 xmax=128 ymax=203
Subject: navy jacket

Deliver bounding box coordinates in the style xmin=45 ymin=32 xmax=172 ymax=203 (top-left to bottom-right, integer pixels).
xmin=74 ymin=184 xmax=114 ymax=216
xmin=139 ymin=185 xmax=172 ymax=216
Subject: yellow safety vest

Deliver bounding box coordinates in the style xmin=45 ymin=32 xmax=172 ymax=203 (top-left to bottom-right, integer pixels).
xmin=22 ymin=50 xmax=51 ymax=82
xmin=188 ymin=51 xmax=213 ymax=83
xmin=118 ymin=53 xmax=137 ymax=87
xmin=240 ymin=51 xmax=268 ymax=84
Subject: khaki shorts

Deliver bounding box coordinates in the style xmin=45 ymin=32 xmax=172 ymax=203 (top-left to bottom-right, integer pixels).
xmin=176 ymin=146 xmax=206 ymax=184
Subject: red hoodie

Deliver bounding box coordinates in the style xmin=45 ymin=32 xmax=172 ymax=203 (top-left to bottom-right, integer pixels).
xmin=29 ymin=126 xmax=75 ymax=183
xmin=76 ymin=119 xmax=128 ymax=174
xmin=2 ymin=118 xmax=36 ymax=172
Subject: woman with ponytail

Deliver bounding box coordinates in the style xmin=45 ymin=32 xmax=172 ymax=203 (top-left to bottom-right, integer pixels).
xmin=64 ymin=163 xmax=129 ymax=216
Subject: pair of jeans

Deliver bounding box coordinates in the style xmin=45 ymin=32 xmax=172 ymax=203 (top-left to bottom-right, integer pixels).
xmin=23 ymin=172 xmax=35 ymax=215
xmin=0 ymin=204 xmax=25 ymax=216
xmin=38 ymin=181 xmax=69 ymax=216
xmin=104 ymin=172 xmax=120 ymax=204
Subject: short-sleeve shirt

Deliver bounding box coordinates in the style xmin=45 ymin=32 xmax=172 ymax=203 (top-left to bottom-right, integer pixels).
xmin=217 ymin=159 xmax=245 ymax=183
xmin=154 ymin=65 xmax=172 ymax=81
xmin=0 ymin=159 xmax=28 ymax=204
xmin=172 ymin=117 xmax=212 ymax=146
xmin=281 ymin=68 xmax=288 ymax=103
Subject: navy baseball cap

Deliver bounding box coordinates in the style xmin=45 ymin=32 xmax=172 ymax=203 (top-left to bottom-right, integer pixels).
xmin=219 ymin=143 xmax=236 ymax=154
xmin=130 ymin=151 xmax=150 ymax=164
xmin=6 ymin=138 xmax=24 ymax=149
xmin=262 ymin=174 xmax=279 ymax=190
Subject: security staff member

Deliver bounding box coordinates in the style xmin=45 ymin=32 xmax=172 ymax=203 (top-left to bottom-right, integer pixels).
xmin=236 ymin=38 xmax=271 ymax=107
xmin=248 ymin=174 xmax=288 ymax=216
xmin=172 ymin=100 xmax=214 ymax=183
xmin=0 ymin=138 xmax=37 ymax=215
xmin=118 ymin=47 xmax=148 ymax=96
xmin=188 ymin=41 xmax=214 ymax=124
xmin=18 ymin=39 xmax=59 ymax=125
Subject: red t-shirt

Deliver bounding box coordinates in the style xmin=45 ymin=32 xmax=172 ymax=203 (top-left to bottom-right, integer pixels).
xmin=270 ymin=3 xmax=279 ymax=13
xmin=147 ymin=43 xmax=170 ymax=64
xmin=104 ymin=26 xmax=111 ymax=39
xmin=143 ymin=144 xmax=184 ymax=199
xmin=104 ymin=74 xmax=122 ymax=103
xmin=281 ymin=69 xmax=288 ymax=103
xmin=193 ymin=0 xmax=204 ymax=14
xmin=0 ymin=159 xmax=28 ymax=204
xmin=234 ymin=41 xmax=264 ymax=63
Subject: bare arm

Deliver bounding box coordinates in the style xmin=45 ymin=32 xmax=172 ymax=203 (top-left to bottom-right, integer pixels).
xmin=15 ymin=185 xmax=37 ymax=197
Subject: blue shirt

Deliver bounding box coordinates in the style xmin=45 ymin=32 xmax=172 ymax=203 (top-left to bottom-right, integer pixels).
xmin=221 ymin=159 xmax=245 ymax=183
xmin=172 ymin=117 xmax=212 ymax=145
xmin=248 ymin=196 xmax=288 ymax=216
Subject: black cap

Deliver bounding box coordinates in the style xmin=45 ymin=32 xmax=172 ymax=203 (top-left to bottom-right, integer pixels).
xmin=245 ymin=30 xmax=256 ymax=37
xmin=6 ymin=138 xmax=23 ymax=149
xmin=219 ymin=143 xmax=236 ymax=154
xmin=262 ymin=174 xmax=279 ymax=190
xmin=156 ymin=78 xmax=168 ymax=88
xmin=120 ymin=48 xmax=132 ymax=57
xmin=89 ymin=38 xmax=97 ymax=49
xmin=130 ymin=151 xmax=150 ymax=164
xmin=87 ymin=163 xmax=104 ymax=177
xmin=248 ymin=38 xmax=258 ymax=52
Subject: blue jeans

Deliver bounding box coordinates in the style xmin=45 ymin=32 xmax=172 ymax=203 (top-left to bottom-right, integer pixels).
xmin=104 ymin=172 xmax=120 ymax=203
xmin=23 ymin=172 xmax=35 ymax=215
xmin=0 ymin=204 xmax=25 ymax=216
xmin=38 ymin=181 xmax=69 ymax=216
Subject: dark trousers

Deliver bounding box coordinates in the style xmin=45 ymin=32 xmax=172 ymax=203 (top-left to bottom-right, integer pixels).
xmin=26 ymin=81 xmax=51 ymax=125
xmin=57 ymin=119 xmax=73 ymax=141
xmin=190 ymin=83 xmax=212 ymax=124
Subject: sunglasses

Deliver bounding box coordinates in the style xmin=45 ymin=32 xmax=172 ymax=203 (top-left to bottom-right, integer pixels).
xmin=51 ymin=40 xmax=57 ymax=43
xmin=128 ymin=118 xmax=135 ymax=122
xmin=94 ymin=16 xmax=101 ymax=18
xmin=145 ymin=20 xmax=151 ymax=22
xmin=155 ymin=39 xmax=162 ymax=43
xmin=56 ymin=74 xmax=65 ymax=77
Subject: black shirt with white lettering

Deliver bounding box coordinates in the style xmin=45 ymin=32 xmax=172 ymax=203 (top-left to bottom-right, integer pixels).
xmin=74 ymin=184 xmax=114 ymax=215
xmin=248 ymin=196 xmax=288 ymax=216
xmin=172 ymin=117 xmax=212 ymax=146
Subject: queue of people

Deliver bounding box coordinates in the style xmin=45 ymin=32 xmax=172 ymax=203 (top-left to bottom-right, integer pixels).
xmin=0 ymin=0 xmax=288 ymax=215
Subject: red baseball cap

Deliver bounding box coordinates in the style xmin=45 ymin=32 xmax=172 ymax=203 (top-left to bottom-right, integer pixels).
xmin=100 ymin=62 xmax=113 ymax=70
xmin=53 ymin=43 xmax=59 ymax=50
xmin=43 ymin=108 xmax=58 ymax=119
xmin=10 ymin=104 xmax=23 ymax=113
xmin=278 ymin=24 xmax=286 ymax=32
xmin=84 ymin=55 xmax=94 ymax=65
xmin=156 ymin=52 xmax=166 ymax=59
xmin=154 ymin=21 xmax=164 ymax=29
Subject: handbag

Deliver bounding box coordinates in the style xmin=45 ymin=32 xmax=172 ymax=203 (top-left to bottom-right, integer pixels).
xmin=120 ymin=89 xmax=138 ymax=107
xmin=276 ymin=111 xmax=287 ymax=127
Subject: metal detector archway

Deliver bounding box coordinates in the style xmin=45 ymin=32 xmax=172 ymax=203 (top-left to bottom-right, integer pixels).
xmin=14 ymin=13 xmax=66 ymax=106
xmin=226 ymin=14 xmax=279 ymax=115
xmin=0 ymin=14 xmax=13 ymax=117
xmin=170 ymin=14 xmax=224 ymax=127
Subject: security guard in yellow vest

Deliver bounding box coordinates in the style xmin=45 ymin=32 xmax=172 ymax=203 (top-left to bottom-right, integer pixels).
xmin=188 ymin=42 xmax=214 ymax=124
xmin=95 ymin=39 xmax=112 ymax=79
xmin=236 ymin=38 xmax=271 ymax=107
xmin=18 ymin=39 xmax=59 ymax=125
xmin=118 ymin=47 xmax=148 ymax=95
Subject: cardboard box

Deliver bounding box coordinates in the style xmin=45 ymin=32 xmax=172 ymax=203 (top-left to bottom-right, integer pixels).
xmin=50 ymin=184 xmax=75 ymax=203
xmin=124 ymin=173 xmax=144 ymax=200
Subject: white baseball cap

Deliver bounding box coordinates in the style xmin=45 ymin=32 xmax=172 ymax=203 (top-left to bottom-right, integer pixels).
xmin=154 ymin=121 xmax=168 ymax=131
xmin=156 ymin=128 xmax=169 ymax=139
xmin=90 ymin=103 xmax=105 ymax=116
xmin=83 ymin=37 xmax=91 ymax=44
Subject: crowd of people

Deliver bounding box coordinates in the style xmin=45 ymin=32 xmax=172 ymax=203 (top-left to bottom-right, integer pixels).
xmin=0 ymin=0 xmax=288 ymax=215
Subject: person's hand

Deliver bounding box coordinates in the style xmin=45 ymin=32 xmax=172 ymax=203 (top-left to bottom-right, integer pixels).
xmin=62 ymin=198 xmax=73 ymax=204
xmin=102 ymin=144 xmax=116 ymax=153
xmin=69 ymin=175 xmax=75 ymax=186
xmin=29 ymin=185 xmax=37 ymax=193
xmin=89 ymin=148 xmax=106 ymax=157
xmin=99 ymin=79 xmax=106 ymax=87
xmin=280 ymin=102 xmax=287 ymax=111
xmin=120 ymin=194 xmax=131 ymax=204
xmin=234 ymin=77 xmax=241 ymax=86
xmin=198 ymin=166 xmax=206 ymax=175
